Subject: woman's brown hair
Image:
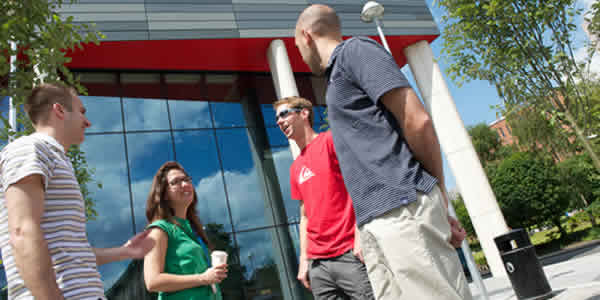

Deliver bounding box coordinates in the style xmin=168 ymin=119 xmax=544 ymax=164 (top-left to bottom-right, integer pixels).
xmin=145 ymin=161 xmax=213 ymax=249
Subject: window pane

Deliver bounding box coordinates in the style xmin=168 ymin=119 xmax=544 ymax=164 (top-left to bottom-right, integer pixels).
xmin=271 ymin=147 xmax=298 ymax=223
xmin=80 ymin=96 xmax=123 ymax=133
xmin=216 ymin=129 xmax=270 ymax=230
xmin=266 ymin=126 xmax=289 ymax=148
xmin=204 ymin=224 xmax=244 ymax=300
xmin=261 ymin=104 xmax=277 ymax=127
xmin=82 ymin=134 xmax=133 ymax=289
xmin=173 ymin=131 xmax=232 ymax=232
xmin=313 ymin=123 xmax=328 ymax=134
xmin=168 ymin=100 xmax=212 ymax=129
xmin=0 ymin=252 xmax=6 ymax=291
xmin=126 ymin=132 xmax=175 ymax=233
xmin=315 ymin=105 xmax=327 ymax=125
xmin=211 ymin=102 xmax=246 ymax=128
xmin=289 ymin=224 xmax=301 ymax=259
xmin=1 ymin=96 xmax=8 ymax=147
xmin=237 ymin=229 xmax=284 ymax=300
xmin=123 ymin=98 xmax=170 ymax=131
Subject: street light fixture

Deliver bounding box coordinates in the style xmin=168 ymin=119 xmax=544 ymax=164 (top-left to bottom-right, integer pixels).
xmin=360 ymin=1 xmax=391 ymax=53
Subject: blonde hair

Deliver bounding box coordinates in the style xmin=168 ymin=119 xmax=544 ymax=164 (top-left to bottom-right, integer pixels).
xmin=273 ymin=96 xmax=314 ymax=126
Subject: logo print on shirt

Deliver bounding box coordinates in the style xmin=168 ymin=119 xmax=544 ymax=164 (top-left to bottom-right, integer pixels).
xmin=298 ymin=166 xmax=315 ymax=184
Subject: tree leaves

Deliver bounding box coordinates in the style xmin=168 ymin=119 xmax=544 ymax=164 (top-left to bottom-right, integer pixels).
xmin=0 ymin=0 xmax=103 ymax=219
xmin=437 ymin=0 xmax=600 ymax=171
xmin=489 ymin=152 xmax=571 ymax=235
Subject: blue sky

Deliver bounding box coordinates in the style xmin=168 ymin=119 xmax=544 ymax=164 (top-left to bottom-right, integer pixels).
xmin=398 ymin=0 xmax=598 ymax=190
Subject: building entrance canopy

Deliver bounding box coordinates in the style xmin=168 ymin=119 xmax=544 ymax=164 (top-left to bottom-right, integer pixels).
xmin=59 ymin=1 xmax=439 ymax=72
xmin=66 ymin=35 xmax=436 ymax=73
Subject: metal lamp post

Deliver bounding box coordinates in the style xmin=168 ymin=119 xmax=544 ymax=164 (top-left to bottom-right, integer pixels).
xmin=360 ymin=1 xmax=391 ymax=53
xmin=359 ymin=2 xmax=490 ymax=299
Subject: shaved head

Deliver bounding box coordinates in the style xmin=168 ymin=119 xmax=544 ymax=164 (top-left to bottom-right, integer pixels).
xmin=296 ymin=4 xmax=342 ymax=38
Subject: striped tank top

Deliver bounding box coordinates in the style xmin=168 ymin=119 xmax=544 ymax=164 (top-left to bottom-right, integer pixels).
xmin=0 ymin=133 xmax=105 ymax=299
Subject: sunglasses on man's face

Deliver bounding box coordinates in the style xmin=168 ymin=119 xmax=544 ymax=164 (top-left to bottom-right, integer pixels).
xmin=275 ymin=107 xmax=303 ymax=122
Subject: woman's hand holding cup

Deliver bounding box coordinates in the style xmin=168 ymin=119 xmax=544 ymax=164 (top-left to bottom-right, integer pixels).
xmin=209 ymin=250 xmax=229 ymax=292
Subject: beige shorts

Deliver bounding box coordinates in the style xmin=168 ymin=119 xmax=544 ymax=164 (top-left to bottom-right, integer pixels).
xmin=359 ymin=185 xmax=473 ymax=300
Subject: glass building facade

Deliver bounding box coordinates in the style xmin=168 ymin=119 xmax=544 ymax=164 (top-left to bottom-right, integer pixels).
xmin=1 ymin=1 xmax=440 ymax=298
xmin=1 ymin=71 xmax=325 ymax=299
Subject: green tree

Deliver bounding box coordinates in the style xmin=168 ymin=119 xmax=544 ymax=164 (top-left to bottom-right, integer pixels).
xmin=1 ymin=0 xmax=104 ymax=218
xmin=467 ymin=123 xmax=502 ymax=165
xmin=506 ymin=106 xmax=575 ymax=162
xmin=586 ymin=0 xmax=600 ymax=46
xmin=557 ymin=153 xmax=600 ymax=227
xmin=437 ymin=0 xmax=600 ymax=172
xmin=467 ymin=123 xmax=514 ymax=167
xmin=490 ymin=152 xmax=571 ymax=239
xmin=452 ymin=195 xmax=475 ymax=238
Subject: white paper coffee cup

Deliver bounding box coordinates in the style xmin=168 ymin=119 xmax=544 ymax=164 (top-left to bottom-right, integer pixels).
xmin=210 ymin=250 xmax=228 ymax=293
xmin=211 ymin=250 xmax=228 ymax=265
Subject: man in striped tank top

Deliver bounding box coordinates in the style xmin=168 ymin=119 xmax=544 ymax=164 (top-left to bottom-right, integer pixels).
xmin=0 ymin=83 xmax=154 ymax=300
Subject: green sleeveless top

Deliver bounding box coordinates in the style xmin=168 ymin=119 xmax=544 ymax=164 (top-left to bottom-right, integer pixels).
xmin=148 ymin=218 xmax=222 ymax=300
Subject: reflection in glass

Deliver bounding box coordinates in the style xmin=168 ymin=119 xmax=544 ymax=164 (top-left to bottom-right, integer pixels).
xmin=216 ymin=129 xmax=270 ymax=231
xmin=237 ymin=229 xmax=284 ymax=300
xmin=265 ymin=126 xmax=289 ymax=148
xmin=315 ymin=105 xmax=327 ymax=125
xmin=271 ymin=147 xmax=298 ymax=223
xmin=289 ymin=224 xmax=301 ymax=260
xmin=123 ymin=98 xmax=170 ymax=131
xmin=1 ymin=96 xmax=8 ymax=147
xmin=313 ymin=123 xmax=326 ymax=134
xmin=261 ymin=104 xmax=277 ymax=127
xmin=173 ymin=131 xmax=232 ymax=232
xmin=168 ymin=100 xmax=212 ymax=129
xmin=211 ymin=102 xmax=246 ymax=128
xmin=126 ymin=132 xmax=174 ymax=233
xmin=1 ymin=96 xmax=8 ymax=120
xmin=204 ymin=223 xmax=244 ymax=300
xmin=80 ymin=96 xmax=123 ymax=133
xmin=81 ymin=134 xmax=133 ymax=289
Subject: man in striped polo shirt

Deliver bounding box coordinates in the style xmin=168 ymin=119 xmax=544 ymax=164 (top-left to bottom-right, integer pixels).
xmin=294 ymin=5 xmax=473 ymax=300
xmin=0 ymin=83 xmax=154 ymax=300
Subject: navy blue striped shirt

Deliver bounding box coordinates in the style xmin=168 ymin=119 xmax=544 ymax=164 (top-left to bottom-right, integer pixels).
xmin=325 ymin=37 xmax=438 ymax=226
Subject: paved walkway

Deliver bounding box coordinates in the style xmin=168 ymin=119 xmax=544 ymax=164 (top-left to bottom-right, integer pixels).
xmin=469 ymin=248 xmax=600 ymax=300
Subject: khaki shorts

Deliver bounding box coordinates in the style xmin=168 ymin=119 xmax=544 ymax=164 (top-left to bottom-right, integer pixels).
xmin=359 ymin=185 xmax=473 ymax=300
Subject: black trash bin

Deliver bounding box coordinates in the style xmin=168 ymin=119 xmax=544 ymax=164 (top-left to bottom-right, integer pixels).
xmin=494 ymin=229 xmax=553 ymax=300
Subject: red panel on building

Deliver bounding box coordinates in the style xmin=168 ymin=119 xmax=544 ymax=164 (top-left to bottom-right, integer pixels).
xmin=66 ymin=35 xmax=437 ymax=73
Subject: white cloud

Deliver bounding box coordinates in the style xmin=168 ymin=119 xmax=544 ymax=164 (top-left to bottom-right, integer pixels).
xmin=193 ymin=147 xmax=296 ymax=231
xmin=122 ymin=98 xmax=170 ymax=131
xmin=80 ymin=121 xmax=299 ymax=286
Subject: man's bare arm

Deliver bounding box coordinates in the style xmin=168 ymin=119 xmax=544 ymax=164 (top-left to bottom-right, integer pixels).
xmin=297 ymin=201 xmax=311 ymax=289
xmin=93 ymin=230 xmax=154 ymax=266
xmin=380 ymin=87 xmax=448 ymax=207
xmin=5 ymin=175 xmax=64 ymax=300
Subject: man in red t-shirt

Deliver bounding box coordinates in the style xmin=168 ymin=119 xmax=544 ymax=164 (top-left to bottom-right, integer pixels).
xmin=274 ymin=96 xmax=374 ymax=300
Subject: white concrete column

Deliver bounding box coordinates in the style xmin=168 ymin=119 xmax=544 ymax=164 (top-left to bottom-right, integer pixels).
xmin=267 ymin=39 xmax=300 ymax=159
xmin=404 ymin=40 xmax=509 ymax=278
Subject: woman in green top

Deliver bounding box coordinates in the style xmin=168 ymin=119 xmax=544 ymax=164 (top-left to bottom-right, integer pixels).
xmin=144 ymin=161 xmax=228 ymax=300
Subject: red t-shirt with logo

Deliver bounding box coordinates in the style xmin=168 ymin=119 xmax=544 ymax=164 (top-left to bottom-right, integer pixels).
xmin=290 ymin=131 xmax=356 ymax=259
